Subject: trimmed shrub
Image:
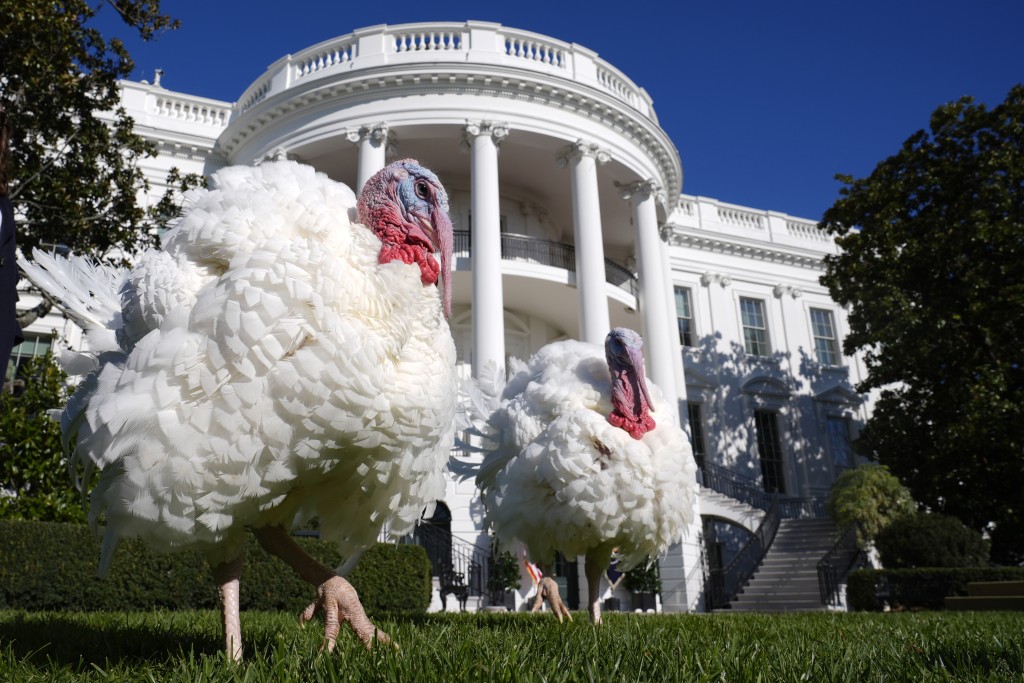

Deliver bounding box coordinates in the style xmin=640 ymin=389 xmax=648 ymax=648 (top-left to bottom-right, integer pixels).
xmin=826 ymin=464 xmax=915 ymax=543
xmin=875 ymin=512 xmax=989 ymax=569
xmin=0 ymin=519 xmax=431 ymax=613
xmin=847 ymin=567 xmax=1024 ymax=611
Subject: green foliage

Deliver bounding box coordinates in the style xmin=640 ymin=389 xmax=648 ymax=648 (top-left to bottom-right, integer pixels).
xmin=874 ymin=512 xmax=990 ymax=569
xmin=623 ymin=558 xmax=661 ymax=594
xmin=826 ymin=464 xmax=915 ymax=543
xmin=820 ymin=84 xmax=1024 ymax=564
xmin=0 ymin=520 xmax=432 ymax=613
xmin=0 ymin=354 xmax=84 ymax=523
xmin=847 ymin=567 xmax=1024 ymax=611
xmin=3 ymin=610 xmax=1023 ymax=681
xmin=2 ymin=0 xmax=204 ymax=261
xmin=486 ymin=538 xmax=522 ymax=595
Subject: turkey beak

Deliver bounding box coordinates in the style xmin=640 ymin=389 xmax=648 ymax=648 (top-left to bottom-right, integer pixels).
xmin=431 ymin=206 xmax=454 ymax=319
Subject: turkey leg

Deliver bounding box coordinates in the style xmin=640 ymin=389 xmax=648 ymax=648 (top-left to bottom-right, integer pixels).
xmin=252 ymin=526 xmax=391 ymax=651
xmin=210 ymin=553 xmax=244 ymax=662
xmin=584 ymin=548 xmax=610 ymax=625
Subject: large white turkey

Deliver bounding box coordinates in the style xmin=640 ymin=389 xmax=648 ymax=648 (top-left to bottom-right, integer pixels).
xmin=18 ymin=159 xmax=456 ymax=660
xmin=457 ymin=328 xmax=697 ymax=623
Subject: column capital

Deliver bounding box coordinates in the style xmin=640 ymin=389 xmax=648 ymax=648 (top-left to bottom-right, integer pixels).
xmin=773 ymin=283 xmax=803 ymax=299
xmin=346 ymin=123 xmax=396 ymax=151
xmin=555 ymin=139 xmax=611 ymax=168
xmin=700 ymin=271 xmax=732 ymax=288
xmin=461 ymin=120 xmax=510 ymax=150
xmin=616 ymin=178 xmax=664 ymax=203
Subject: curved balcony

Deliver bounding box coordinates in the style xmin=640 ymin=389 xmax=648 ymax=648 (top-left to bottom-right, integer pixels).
xmin=453 ymin=231 xmax=638 ymax=298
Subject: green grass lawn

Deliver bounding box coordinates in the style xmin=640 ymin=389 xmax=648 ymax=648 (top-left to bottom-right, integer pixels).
xmin=1 ymin=609 xmax=1021 ymax=682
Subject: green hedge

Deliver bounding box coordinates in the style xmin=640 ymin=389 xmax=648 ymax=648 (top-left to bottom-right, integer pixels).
xmin=0 ymin=520 xmax=431 ymax=613
xmin=847 ymin=567 xmax=1024 ymax=611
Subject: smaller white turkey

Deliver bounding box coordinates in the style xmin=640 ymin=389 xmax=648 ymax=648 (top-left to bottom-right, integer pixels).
xmin=457 ymin=328 xmax=697 ymax=623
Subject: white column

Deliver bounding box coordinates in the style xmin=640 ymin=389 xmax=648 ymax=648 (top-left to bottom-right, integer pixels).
xmin=659 ymin=225 xmax=689 ymax=417
xmin=620 ymin=180 xmax=679 ymax=409
xmin=347 ymin=123 xmax=391 ymax=193
xmin=464 ymin=121 xmax=509 ymax=377
xmin=559 ymin=141 xmax=611 ymax=345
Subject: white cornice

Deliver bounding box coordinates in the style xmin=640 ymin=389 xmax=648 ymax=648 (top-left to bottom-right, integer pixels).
xmin=217 ymin=67 xmax=680 ymax=199
xmin=667 ymin=227 xmax=827 ymax=270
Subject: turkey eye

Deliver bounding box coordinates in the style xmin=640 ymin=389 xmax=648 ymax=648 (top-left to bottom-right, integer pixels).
xmin=414 ymin=180 xmax=430 ymax=200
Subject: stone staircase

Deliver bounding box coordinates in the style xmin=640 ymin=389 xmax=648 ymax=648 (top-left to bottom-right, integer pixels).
xmin=727 ymin=518 xmax=837 ymax=612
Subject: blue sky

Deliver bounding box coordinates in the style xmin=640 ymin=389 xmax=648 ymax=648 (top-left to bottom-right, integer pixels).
xmin=94 ymin=1 xmax=1023 ymax=221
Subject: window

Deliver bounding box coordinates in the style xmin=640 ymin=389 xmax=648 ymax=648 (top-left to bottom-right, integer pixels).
xmin=687 ymin=402 xmax=707 ymax=470
xmin=674 ymin=286 xmax=695 ymax=347
xmin=810 ymin=308 xmax=840 ymax=366
xmin=4 ymin=335 xmax=51 ymax=385
xmin=754 ymin=409 xmax=786 ymax=493
xmin=739 ymin=297 xmax=770 ymax=356
xmin=826 ymin=416 xmax=853 ymax=472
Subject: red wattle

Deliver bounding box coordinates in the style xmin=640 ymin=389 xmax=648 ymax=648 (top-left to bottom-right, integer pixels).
xmin=608 ymin=411 xmax=656 ymax=440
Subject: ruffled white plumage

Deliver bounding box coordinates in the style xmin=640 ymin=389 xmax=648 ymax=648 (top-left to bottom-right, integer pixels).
xmin=20 ymin=161 xmax=456 ymax=573
xmin=459 ymin=340 xmax=697 ymax=571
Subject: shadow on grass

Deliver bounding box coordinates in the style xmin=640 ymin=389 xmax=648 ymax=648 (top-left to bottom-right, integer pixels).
xmin=0 ymin=611 xmax=226 ymax=670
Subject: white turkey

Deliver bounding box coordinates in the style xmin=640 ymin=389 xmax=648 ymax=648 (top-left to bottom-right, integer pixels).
xmin=457 ymin=328 xmax=697 ymax=623
xmin=18 ymin=159 xmax=457 ymax=660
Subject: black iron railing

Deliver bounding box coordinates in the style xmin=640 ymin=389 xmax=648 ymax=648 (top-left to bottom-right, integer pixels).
xmin=404 ymin=522 xmax=492 ymax=611
xmin=706 ymin=493 xmax=781 ymax=610
xmin=698 ymin=462 xmax=828 ymax=520
xmin=453 ymin=230 xmax=638 ymax=297
xmin=816 ymin=523 xmax=866 ymax=606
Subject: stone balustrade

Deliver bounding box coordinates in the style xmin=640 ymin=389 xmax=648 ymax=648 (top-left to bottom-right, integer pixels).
xmin=670 ymin=195 xmax=836 ymax=252
xmin=233 ymin=21 xmax=654 ymax=120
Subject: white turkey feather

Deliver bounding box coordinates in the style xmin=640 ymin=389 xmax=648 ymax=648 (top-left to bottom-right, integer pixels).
xmin=20 ymin=160 xmax=457 ymax=573
xmin=458 ymin=338 xmax=698 ymax=572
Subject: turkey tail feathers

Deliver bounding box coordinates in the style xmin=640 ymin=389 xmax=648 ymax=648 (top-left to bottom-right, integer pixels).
xmin=18 ymin=248 xmax=125 ymax=350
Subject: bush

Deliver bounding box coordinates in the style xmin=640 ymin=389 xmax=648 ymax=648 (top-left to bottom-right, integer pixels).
xmin=848 ymin=567 xmax=1024 ymax=611
xmin=486 ymin=538 xmax=521 ymax=597
xmin=0 ymin=520 xmax=431 ymax=613
xmin=623 ymin=558 xmax=661 ymax=594
xmin=826 ymin=464 xmax=915 ymax=543
xmin=875 ymin=512 xmax=989 ymax=568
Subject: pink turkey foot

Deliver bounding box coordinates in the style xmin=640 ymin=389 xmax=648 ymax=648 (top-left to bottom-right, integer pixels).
xmin=530 ymin=576 xmax=573 ymax=623
xmin=300 ymin=575 xmax=392 ymax=652
xmin=252 ymin=525 xmax=392 ymax=652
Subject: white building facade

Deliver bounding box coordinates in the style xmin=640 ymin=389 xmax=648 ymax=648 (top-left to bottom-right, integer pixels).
xmin=15 ymin=21 xmax=869 ymax=613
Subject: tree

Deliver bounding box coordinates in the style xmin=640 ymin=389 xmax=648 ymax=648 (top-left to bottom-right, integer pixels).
xmin=820 ymin=84 xmax=1024 ymax=564
xmin=827 ymin=464 xmax=916 ymax=545
xmin=0 ymin=353 xmax=84 ymax=522
xmin=2 ymin=0 xmax=201 ymax=262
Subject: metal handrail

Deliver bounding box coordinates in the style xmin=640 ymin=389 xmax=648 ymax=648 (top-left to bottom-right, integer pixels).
xmin=816 ymin=522 xmax=866 ymax=606
xmin=698 ymin=461 xmax=828 ymax=519
xmin=706 ymin=493 xmax=782 ymax=610
xmin=453 ymin=230 xmax=639 ymax=297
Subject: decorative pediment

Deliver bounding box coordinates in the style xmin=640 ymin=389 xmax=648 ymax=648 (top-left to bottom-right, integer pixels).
xmin=741 ymin=376 xmax=791 ymax=399
xmin=814 ymin=384 xmax=863 ymax=406
xmin=683 ymin=367 xmax=716 ymax=392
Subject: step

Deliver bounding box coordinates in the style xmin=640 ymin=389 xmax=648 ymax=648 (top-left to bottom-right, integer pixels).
xmin=967 ymin=581 xmax=1024 ymax=597
xmin=945 ymin=596 xmax=1024 ymax=611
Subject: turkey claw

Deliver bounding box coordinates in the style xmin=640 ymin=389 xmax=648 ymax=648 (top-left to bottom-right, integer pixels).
xmin=298 ymin=575 xmax=393 ymax=652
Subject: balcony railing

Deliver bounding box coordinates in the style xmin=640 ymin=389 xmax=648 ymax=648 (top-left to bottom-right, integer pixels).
xmin=236 ymin=22 xmax=657 ymax=121
xmin=453 ymin=230 xmax=638 ymax=297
